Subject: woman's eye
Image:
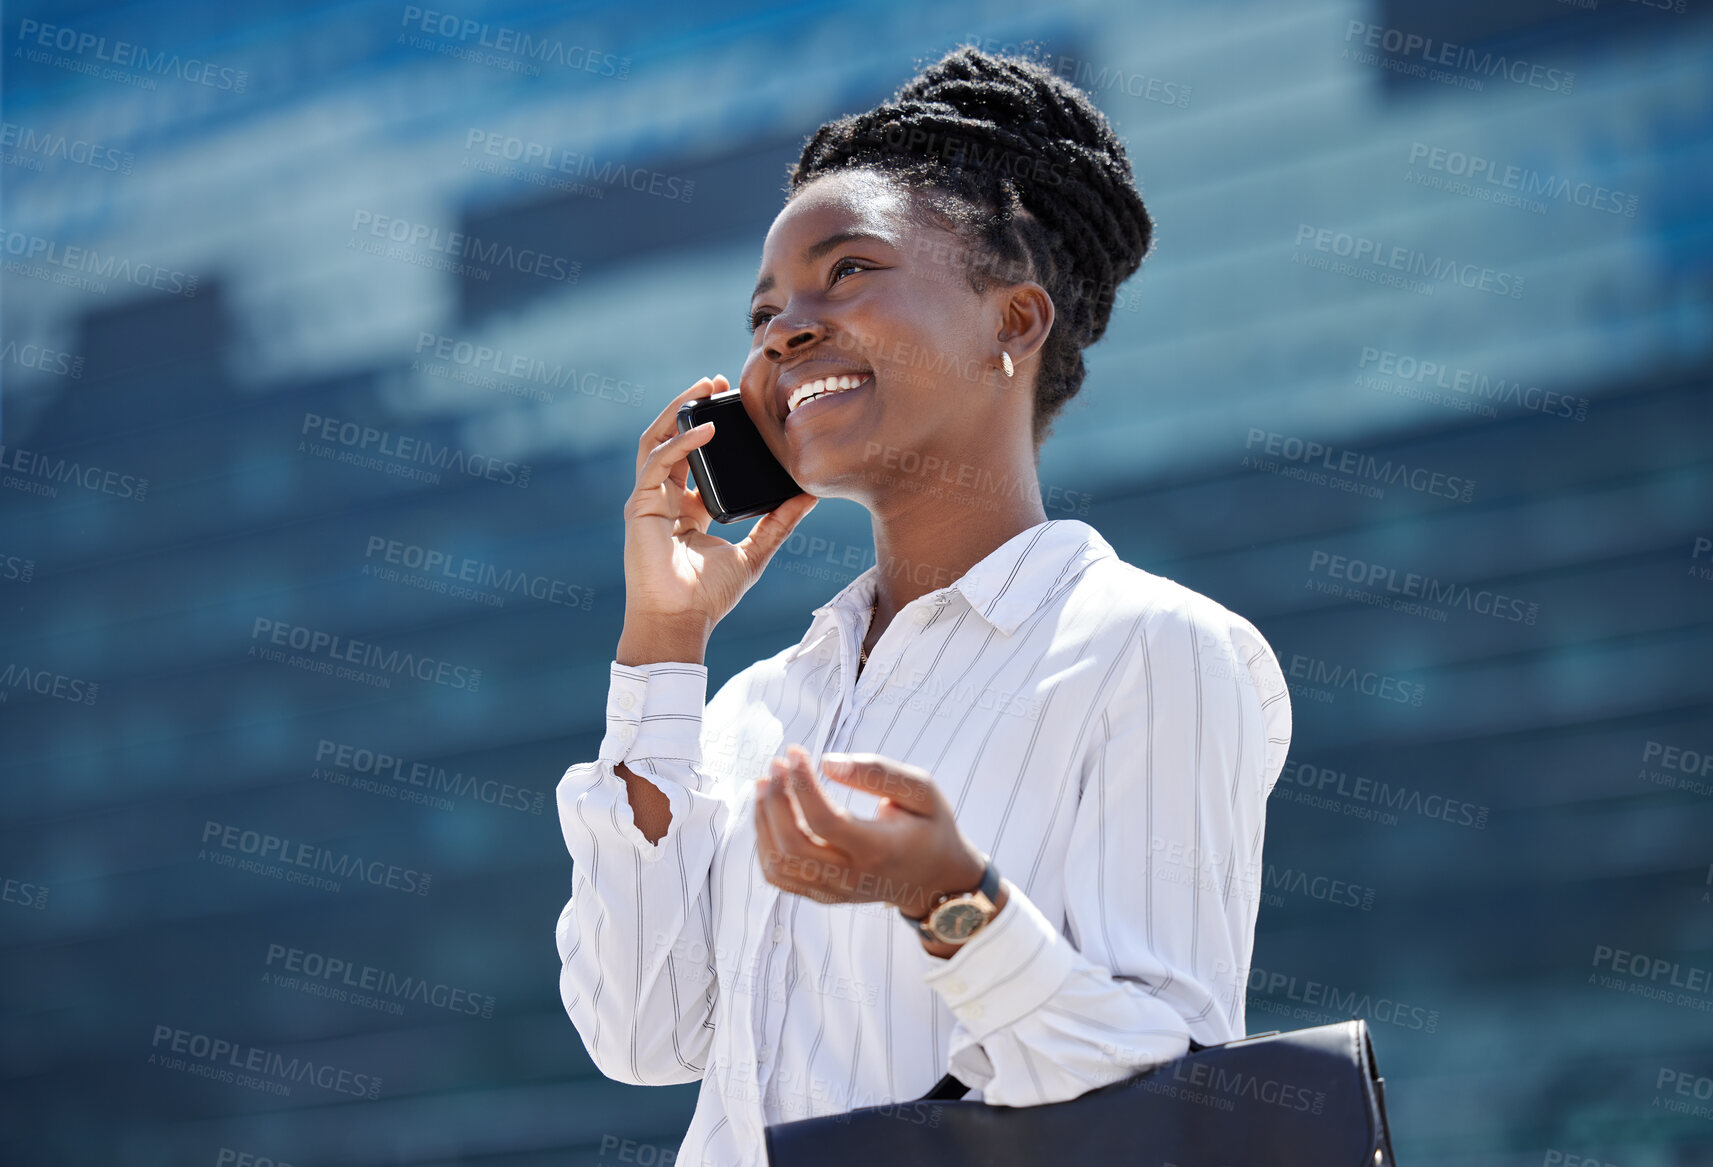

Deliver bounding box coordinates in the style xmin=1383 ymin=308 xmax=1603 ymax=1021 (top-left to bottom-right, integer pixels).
xmin=746 ymin=259 xmax=868 ymax=334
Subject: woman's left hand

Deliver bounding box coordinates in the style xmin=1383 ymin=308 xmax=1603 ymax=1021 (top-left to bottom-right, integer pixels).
xmin=754 ymin=743 xmax=986 ymax=918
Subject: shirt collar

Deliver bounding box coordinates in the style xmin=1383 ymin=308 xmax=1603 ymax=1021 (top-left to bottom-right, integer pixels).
xmin=802 ymin=518 xmax=1115 ymax=645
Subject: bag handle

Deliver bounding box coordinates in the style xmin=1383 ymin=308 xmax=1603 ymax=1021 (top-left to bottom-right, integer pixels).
xmin=919 ymin=1073 xmax=970 ymax=1101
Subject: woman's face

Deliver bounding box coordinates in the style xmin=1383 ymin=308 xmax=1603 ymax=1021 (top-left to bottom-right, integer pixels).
xmin=738 ymin=169 xmax=1038 ymax=503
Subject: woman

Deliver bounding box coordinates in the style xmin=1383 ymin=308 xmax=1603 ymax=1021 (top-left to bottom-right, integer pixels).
xmin=555 ymin=45 xmax=1292 ymax=1167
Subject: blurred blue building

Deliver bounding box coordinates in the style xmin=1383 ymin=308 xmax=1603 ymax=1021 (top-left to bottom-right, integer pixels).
xmin=2 ymin=1 xmax=1710 ymax=1164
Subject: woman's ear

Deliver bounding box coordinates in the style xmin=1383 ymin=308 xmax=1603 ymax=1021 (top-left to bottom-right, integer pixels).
xmin=998 ymin=282 xmax=1054 ymax=374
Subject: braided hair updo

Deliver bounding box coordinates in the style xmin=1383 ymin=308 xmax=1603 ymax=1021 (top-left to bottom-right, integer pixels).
xmin=787 ymin=42 xmax=1155 ymax=452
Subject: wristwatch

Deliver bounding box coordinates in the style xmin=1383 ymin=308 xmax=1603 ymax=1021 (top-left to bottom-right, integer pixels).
xmin=899 ymin=856 xmax=1003 ymax=946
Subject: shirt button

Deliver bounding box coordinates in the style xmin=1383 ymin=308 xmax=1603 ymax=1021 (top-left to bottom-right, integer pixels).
xmin=944 ymin=977 xmax=967 ymax=995
xmin=913 ymin=608 xmax=932 ymax=625
xmin=965 ymin=1002 xmax=984 ymax=1020
xmin=772 ymin=925 xmax=785 ymax=943
xmin=757 ymin=1044 xmax=770 ymax=1062
xmin=616 ymin=691 xmax=636 ymax=710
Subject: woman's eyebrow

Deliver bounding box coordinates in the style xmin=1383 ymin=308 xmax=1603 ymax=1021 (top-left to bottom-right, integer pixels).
xmin=752 ymin=229 xmax=900 ymax=301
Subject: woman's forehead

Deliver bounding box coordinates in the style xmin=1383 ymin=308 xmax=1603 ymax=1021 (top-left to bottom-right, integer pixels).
xmin=765 ymin=171 xmax=912 ymax=251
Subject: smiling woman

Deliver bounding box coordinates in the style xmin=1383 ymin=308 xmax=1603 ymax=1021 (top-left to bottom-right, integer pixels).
xmin=553 ymin=43 xmax=1290 ymax=1167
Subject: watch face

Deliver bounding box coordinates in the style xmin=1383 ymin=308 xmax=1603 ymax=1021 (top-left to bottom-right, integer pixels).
xmin=930 ymin=901 xmax=988 ymax=942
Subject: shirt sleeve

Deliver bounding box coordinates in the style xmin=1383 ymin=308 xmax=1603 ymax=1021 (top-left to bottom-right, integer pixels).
xmin=918 ymin=598 xmax=1293 ymax=1106
xmin=554 ymin=659 xmax=740 ymax=1087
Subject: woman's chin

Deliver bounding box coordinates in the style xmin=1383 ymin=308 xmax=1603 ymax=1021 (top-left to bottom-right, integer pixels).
xmin=786 ymin=471 xmax=848 ymax=502
xmin=782 ymin=454 xmax=850 ymax=498
xmin=783 ymin=430 xmax=897 ymax=501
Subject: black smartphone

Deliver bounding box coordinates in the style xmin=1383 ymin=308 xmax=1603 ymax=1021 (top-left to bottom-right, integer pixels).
xmin=675 ymin=387 xmax=805 ymax=523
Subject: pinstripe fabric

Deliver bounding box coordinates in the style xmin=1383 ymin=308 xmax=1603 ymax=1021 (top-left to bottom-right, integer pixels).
xmin=554 ymin=519 xmax=1292 ymax=1167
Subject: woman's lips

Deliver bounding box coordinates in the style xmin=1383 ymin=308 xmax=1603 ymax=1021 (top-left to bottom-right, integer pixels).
xmin=783 ymin=378 xmax=873 ymax=433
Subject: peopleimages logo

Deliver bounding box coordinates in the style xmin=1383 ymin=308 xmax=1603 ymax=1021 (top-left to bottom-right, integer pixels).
xmin=249 ymin=617 xmax=482 ymax=692
xmin=872 ymin=669 xmax=1044 ymax=721
xmin=398 ymin=6 xmax=630 ymax=78
xmin=2 ymin=875 xmax=49 ymax=910
xmin=1286 ymin=652 xmax=1426 ymax=707
xmin=462 ymin=131 xmax=693 ymax=202
xmin=349 ymin=210 xmax=579 ymax=284
xmin=1218 ymin=962 xmax=1442 ymax=1033
xmin=1262 ymin=864 xmax=1377 ymax=911
xmin=0 ymin=552 xmax=36 ymax=584
xmin=1641 ymin=738 xmax=1713 ymax=774
xmin=1589 ymin=944 xmax=1713 ymax=1014
xmin=314 ymin=738 xmax=546 ymax=814
xmin=0 ymin=120 xmax=134 ymax=173
xmin=149 ymin=1024 xmax=381 ymax=1098
xmin=1343 ymin=20 xmax=1574 ymax=93
xmin=863 ymin=122 xmax=1065 ymax=187
xmin=413 ymin=331 xmax=645 ymax=407
xmin=1655 ymin=1069 xmax=1713 ymax=1121
xmin=1356 ymin=347 xmax=1588 ymax=422
xmin=1275 ymin=760 xmax=1489 ymax=829
xmin=0 ymin=442 xmax=148 ymax=502
xmin=299 ymin=412 xmax=530 ymax=489
xmin=1 ymin=339 xmax=84 ymax=379
xmin=363 ymin=534 xmax=594 ymax=613
xmin=1156 ymin=1060 xmax=1327 ymax=1114
xmin=1243 ymin=428 xmax=1474 ymax=503
xmin=1294 ymin=223 xmax=1525 ymax=299
xmin=216 ymin=1148 xmax=294 ymax=1167
xmin=1308 ymin=550 xmax=1541 ymax=625
xmin=200 ymin=819 xmax=432 ymax=896
xmin=0 ymin=661 xmax=99 ymax=706
xmin=0 ymin=226 xmax=198 ymax=296
xmin=15 ymin=19 xmax=249 ymax=91
xmin=1406 ymin=142 xmax=1637 ymax=218
xmin=264 ymin=942 xmax=496 ymax=1018
xmin=1691 ymin=537 xmax=1713 ymax=584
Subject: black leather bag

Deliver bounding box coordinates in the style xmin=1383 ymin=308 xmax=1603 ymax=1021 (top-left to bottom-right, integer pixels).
xmin=764 ymin=1019 xmax=1398 ymax=1166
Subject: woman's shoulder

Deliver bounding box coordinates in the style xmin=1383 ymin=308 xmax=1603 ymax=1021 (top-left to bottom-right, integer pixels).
xmin=702 ymin=626 xmax=836 ymax=728
xmin=1075 ymin=550 xmax=1267 ymax=646
xmin=1077 ymin=553 xmax=1292 ymax=782
xmin=1078 ymin=552 xmax=1289 ymax=690
xmin=706 ymin=639 xmax=795 ymax=713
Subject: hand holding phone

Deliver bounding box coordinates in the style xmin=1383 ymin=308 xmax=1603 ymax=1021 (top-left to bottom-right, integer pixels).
xmin=618 ymin=374 xmax=819 ymax=662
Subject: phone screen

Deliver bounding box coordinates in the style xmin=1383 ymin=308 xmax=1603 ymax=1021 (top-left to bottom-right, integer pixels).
xmin=676 ymin=389 xmax=804 ymax=523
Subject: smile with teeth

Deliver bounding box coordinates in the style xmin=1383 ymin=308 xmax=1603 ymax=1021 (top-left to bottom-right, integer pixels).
xmin=787 ymin=373 xmax=872 ymax=415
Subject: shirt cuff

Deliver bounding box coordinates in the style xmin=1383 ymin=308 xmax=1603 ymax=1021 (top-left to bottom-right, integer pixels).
xmin=919 ymin=881 xmax=1077 ymax=1042
xmin=597 ymin=660 xmax=709 ymax=768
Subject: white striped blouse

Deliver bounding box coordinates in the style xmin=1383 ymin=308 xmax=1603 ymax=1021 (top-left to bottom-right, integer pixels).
xmin=554 ymin=517 xmax=1293 ymax=1167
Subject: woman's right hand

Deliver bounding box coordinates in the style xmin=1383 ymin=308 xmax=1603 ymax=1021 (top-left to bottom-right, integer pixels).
xmin=619 ymin=374 xmax=820 ymax=659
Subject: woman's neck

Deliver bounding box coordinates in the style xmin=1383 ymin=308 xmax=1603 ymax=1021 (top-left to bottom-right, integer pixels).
xmin=866 ymin=494 xmax=1051 ymax=628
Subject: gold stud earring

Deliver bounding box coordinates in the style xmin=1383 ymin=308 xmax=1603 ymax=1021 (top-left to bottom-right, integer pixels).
xmin=1001 ymin=350 xmax=1014 ymax=378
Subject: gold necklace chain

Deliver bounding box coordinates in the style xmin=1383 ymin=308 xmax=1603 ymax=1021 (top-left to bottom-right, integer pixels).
xmin=859 ymin=596 xmax=878 ymax=670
